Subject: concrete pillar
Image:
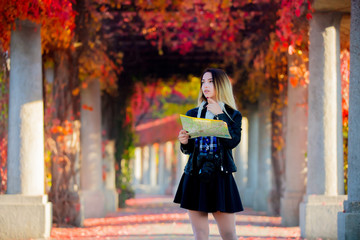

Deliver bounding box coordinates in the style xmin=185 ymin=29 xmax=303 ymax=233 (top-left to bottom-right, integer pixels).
xmin=142 ymin=145 xmax=150 ymax=185
xmin=338 ymin=1 xmax=360 ymax=238
xmin=253 ymin=96 xmax=272 ymax=212
xmin=164 ymin=141 xmax=174 ymax=195
xmin=80 ymin=79 xmax=105 ymax=218
xmin=280 ymin=53 xmax=308 ymax=226
xmin=103 ymin=140 xmax=118 ymax=213
xmin=233 ymin=117 xmax=248 ymax=193
xmin=243 ymin=109 xmax=259 ymax=208
xmin=158 ymin=143 xmax=166 ymax=194
xmin=149 ymin=144 xmax=157 ymax=186
xmin=300 ymin=12 xmax=347 ymax=239
xmin=133 ymin=147 xmax=142 ymax=185
xmin=71 ymin=120 xmax=83 ymax=226
xmin=175 ymin=141 xmax=187 ymax=194
xmin=0 ymin=20 xmax=52 ymax=239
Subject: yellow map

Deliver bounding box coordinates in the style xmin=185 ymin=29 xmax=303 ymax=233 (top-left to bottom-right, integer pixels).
xmin=180 ymin=114 xmax=232 ymax=139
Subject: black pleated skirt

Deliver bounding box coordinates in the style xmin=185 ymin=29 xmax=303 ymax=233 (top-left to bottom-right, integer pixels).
xmin=173 ymin=172 xmax=244 ymax=213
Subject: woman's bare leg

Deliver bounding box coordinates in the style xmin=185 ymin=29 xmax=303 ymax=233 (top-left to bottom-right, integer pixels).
xmin=188 ymin=210 xmax=209 ymax=240
xmin=212 ymin=211 xmax=237 ymax=240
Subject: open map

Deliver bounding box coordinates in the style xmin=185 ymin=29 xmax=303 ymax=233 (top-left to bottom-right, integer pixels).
xmin=180 ymin=114 xmax=232 ymax=139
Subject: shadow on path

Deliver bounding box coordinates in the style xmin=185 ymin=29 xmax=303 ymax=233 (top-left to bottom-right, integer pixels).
xmin=51 ymin=195 xmax=302 ymax=240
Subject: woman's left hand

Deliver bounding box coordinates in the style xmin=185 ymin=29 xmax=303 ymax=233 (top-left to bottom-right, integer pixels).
xmin=207 ymin=98 xmax=223 ymax=115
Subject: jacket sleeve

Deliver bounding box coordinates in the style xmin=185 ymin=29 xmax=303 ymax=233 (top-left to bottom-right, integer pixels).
xmin=180 ymin=140 xmax=194 ymax=155
xmin=217 ymin=111 xmax=242 ymax=149
xmin=180 ymin=109 xmax=195 ymax=155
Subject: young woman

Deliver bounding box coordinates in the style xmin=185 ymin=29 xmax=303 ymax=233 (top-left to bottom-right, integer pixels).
xmin=174 ymin=68 xmax=243 ymax=240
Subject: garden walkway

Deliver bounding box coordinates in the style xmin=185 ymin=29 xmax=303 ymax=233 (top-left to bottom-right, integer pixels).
xmin=51 ymin=195 xmax=302 ymax=240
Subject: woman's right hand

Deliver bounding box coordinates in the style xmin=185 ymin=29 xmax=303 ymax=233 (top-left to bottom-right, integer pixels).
xmin=178 ymin=129 xmax=190 ymax=144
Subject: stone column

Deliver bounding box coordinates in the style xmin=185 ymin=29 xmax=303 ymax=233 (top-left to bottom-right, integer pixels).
xmin=71 ymin=120 xmax=83 ymax=226
xmin=149 ymin=144 xmax=157 ymax=187
xmin=0 ymin=20 xmax=52 ymax=239
xmin=338 ymin=1 xmax=360 ymax=238
xmin=103 ymin=140 xmax=118 ymax=213
xmin=80 ymin=79 xmax=105 ymax=218
xmin=243 ymin=109 xmax=259 ymax=208
xmin=142 ymin=145 xmax=150 ymax=185
xmin=300 ymin=12 xmax=347 ymax=239
xmin=175 ymin=141 xmax=187 ymax=194
xmin=158 ymin=143 xmax=166 ymax=194
xmin=164 ymin=141 xmax=174 ymax=195
xmin=133 ymin=147 xmax=142 ymax=185
xmin=280 ymin=53 xmax=308 ymax=226
xmin=253 ymin=96 xmax=272 ymax=212
xmin=233 ymin=117 xmax=249 ymax=193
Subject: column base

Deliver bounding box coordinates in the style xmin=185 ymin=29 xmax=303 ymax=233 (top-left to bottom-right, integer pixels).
xmin=300 ymin=194 xmax=347 ymax=239
xmin=337 ymin=200 xmax=360 ymax=240
xmin=280 ymin=191 xmax=304 ymax=226
xmin=0 ymin=195 xmax=52 ymax=239
xmin=104 ymin=188 xmax=118 ymax=214
xmin=253 ymin=188 xmax=270 ymax=212
xmin=242 ymin=187 xmax=256 ymax=208
xmin=80 ymin=189 xmax=105 ymax=218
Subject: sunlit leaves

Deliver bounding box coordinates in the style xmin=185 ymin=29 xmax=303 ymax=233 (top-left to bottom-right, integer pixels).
xmin=137 ymin=0 xmax=244 ymax=60
xmin=275 ymin=0 xmax=312 ymax=48
xmin=131 ymin=75 xmax=199 ymax=126
xmin=0 ymin=0 xmax=76 ymax=51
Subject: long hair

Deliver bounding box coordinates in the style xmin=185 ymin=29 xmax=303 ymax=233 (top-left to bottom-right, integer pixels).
xmin=197 ymin=68 xmax=237 ymax=110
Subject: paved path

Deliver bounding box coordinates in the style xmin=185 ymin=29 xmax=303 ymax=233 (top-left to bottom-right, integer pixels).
xmin=51 ymin=195 xmax=302 ymax=239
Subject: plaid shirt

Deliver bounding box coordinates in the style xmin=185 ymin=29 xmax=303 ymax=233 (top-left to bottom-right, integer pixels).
xmin=195 ymin=136 xmax=218 ymax=155
xmin=195 ymin=101 xmax=219 ymax=155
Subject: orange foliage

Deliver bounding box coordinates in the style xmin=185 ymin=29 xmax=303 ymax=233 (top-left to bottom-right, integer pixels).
xmin=0 ymin=0 xmax=76 ymax=51
xmin=82 ymin=104 xmax=94 ymax=111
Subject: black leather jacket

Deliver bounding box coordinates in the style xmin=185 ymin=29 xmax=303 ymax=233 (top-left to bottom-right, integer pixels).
xmin=180 ymin=104 xmax=242 ymax=175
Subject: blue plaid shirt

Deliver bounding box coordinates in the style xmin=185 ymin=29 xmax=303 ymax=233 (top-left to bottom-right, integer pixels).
xmin=195 ymin=136 xmax=218 ymax=155
xmin=195 ymin=101 xmax=220 ymax=155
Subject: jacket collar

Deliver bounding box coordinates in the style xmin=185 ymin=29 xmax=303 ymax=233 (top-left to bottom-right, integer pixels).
xmin=197 ymin=100 xmax=227 ymax=119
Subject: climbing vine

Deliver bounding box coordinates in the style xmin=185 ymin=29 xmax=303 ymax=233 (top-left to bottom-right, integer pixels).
xmin=341 ymin=49 xmax=350 ymax=194
xmin=0 ymin=51 xmax=9 ymax=194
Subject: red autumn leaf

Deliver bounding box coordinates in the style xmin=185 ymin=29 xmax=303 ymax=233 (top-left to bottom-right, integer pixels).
xmin=82 ymin=104 xmax=94 ymax=111
xmin=306 ymin=13 xmax=312 ymax=20
xmin=289 ymin=77 xmax=298 ymax=87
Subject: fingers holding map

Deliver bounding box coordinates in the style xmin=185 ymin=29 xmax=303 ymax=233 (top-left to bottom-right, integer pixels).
xmin=180 ymin=114 xmax=232 ymax=139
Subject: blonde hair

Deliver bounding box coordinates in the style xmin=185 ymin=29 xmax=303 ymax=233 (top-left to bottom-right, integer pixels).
xmin=197 ymin=68 xmax=237 ymax=110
